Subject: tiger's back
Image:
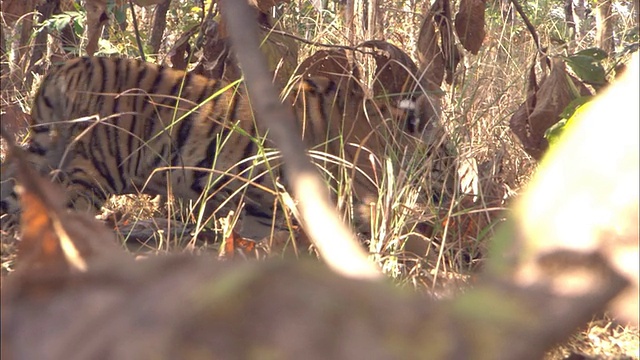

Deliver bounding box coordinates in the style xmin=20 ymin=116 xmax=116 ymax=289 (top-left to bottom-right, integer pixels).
xmin=22 ymin=57 xmax=264 ymax=215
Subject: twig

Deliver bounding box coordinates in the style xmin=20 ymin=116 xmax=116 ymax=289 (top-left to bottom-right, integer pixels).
xmin=128 ymin=0 xmax=146 ymax=61
xmin=219 ymin=0 xmax=381 ymax=280
xmin=510 ymin=0 xmax=543 ymax=54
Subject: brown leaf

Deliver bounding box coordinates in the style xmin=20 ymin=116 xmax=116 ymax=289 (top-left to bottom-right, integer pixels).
xmin=432 ymin=0 xmax=463 ymax=84
xmin=509 ymin=60 xmax=540 ymax=158
xmin=83 ymin=0 xmax=109 ymax=56
xmin=295 ymin=49 xmax=361 ymax=96
xmin=454 ymin=0 xmax=486 ymax=55
xmin=218 ymin=230 xmax=258 ymax=260
xmin=359 ymin=40 xmax=419 ymax=98
xmin=417 ymin=13 xmax=445 ymax=89
xmin=510 ymin=57 xmax=592 ymax=160
xmin=167 ymin=25 xmax=199 ymax=71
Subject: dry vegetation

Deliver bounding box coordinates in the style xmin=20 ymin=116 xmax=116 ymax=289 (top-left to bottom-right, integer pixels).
xmin=1 ymin=0 xmax=638 ymax=358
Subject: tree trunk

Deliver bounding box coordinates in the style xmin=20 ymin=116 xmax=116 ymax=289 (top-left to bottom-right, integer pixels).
xmin=1 ymin=25 xmax=9 ymax=91
xmin=595 ymin=0 xmax=614 ymax=53
xmin=149 ymin=0 xmax=171 ymax=55
xmin=17 ymin=13 xmax=33 ymax=72
xmin=345 ymin=0 xmax=355 ymax=44
xmin=573 ymin=0 xmax=588 ymax=40
xmin=564 ymin=0 xmax=576 ymax=39
xmin=367 ymin=0 xmax=382 ymax=40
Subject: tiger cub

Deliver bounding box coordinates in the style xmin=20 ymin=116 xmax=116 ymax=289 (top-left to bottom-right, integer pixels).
xmin=0 ymin=56 xmax=448 ymax=238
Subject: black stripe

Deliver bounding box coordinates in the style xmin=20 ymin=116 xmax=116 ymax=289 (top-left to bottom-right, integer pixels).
xmin=150 ymin=143 xmax=168 ymax=168
xmin=112 ymin=115 xmax=126 ymax=189
xmin=127 ymin=115 xmax=140 ymax=176
xmin=135 ymin=65 xmax=148 ymax=88
xmin=90 ymin=139 xmax=118 ymax=192
xmin=65 ymin=58 xmax=86 ymax=72
xmin=150 ymin=68 xmax=165 ymax=95
xmin=31 ymin=122 xmax=50 ymax=133
xmin=75 ymin=141 xmax=91 ymax=160
xmin=195 ymin=80 xmax=214 ymax=105
xmin=27 ymin=142 xmax=47 ymax=156
xmin=41 ymin=93 xmax=54 ymax=111
xmin=237 ymin=136 xmax=256 ymax=176
xmin=85 ymin=59 xmax=97 ymax=92
xmin=67 ymin=182 xmax=108 ymax=209
xmin=204 ymin=82 xmax=223 ymax=138
xmin=169 ymin=74 xmax=183 ymax=97
xmin=175 ymin=116 xmax=192 ymax=150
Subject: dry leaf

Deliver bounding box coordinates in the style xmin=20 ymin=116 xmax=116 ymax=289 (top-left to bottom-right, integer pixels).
xmin=510 ymin=57 xmax=591 ymax=160
xmin=359 ymin=40 xmax=419 ymax=98
xmin=83 ymin=0 xmax=109 ymax=56
xmin=295 ymin=49 xmax=361 ymax=96
xmin=218 ymin=230 xmax=258 ymax=260
xmin=454 ymin=0 xmax=486 ymax=55
xmin=417 ymin=12 xmax=445 ymax=89
xmin=432 ymin=0 xmax=463 ymax=84
xmin=166 ymin=24 xmax=199 ymax=70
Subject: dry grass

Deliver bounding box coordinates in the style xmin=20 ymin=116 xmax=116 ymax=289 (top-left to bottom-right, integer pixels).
xmin=547 ymin=315 xmax=639 ymax=359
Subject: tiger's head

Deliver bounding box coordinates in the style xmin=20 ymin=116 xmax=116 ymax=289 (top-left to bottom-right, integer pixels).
xmin=396 ymin=92 xmax=444 ymax=146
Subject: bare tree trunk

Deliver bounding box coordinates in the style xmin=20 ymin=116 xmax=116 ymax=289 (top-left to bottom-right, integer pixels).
xmin=367 ymin=0 xmax=382 ymax=40
xmin=1 ymin=25 xmax=9 ymax=91
xmin=573 ymin=0 xmax=588 ymax=40
xmin=17 ymin=14 xmax=33 ymax=74
xmin=25 ymin=0 xmax=60 ymax=91
xmin=501 ymin=0 xmax=515 ymax=24
xmin=345 ymin=0 xmax=355 ymax=44
xmin=564 ymin=0 xmax=576 ymax=39
xmin=595 ymin=0 xmax=614 ymax=53
xmin=149 ymin=0 xmax=171 ymax=55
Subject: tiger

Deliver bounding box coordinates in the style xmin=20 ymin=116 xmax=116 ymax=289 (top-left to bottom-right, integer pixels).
xmin=0 ymin=56 xmax=456 ymax=239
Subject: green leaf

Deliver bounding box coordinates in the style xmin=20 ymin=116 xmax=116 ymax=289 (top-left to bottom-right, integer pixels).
xmin=47 ymin=14 xmax=72 ymax=32
xmin=558 ymin=95 xmax=592 ymax=119
xmin=545 ymin=118 xmax=567 ymax=147
xmin=114 ymin=7 xmax=127 ymax=25
xmin=574 ymin=48 xmax=609 ymax=61
xmin=565 ymin=55 xmax=606 ymax=85
xmin=73 ymin=20 xmax=84 ymax=36
xmin=545 ymin=97 xmax=592 ymax=147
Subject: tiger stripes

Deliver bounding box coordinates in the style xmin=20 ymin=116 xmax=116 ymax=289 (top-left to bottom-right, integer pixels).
xmin=0 ymin=56 xmax=457 ymax=238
